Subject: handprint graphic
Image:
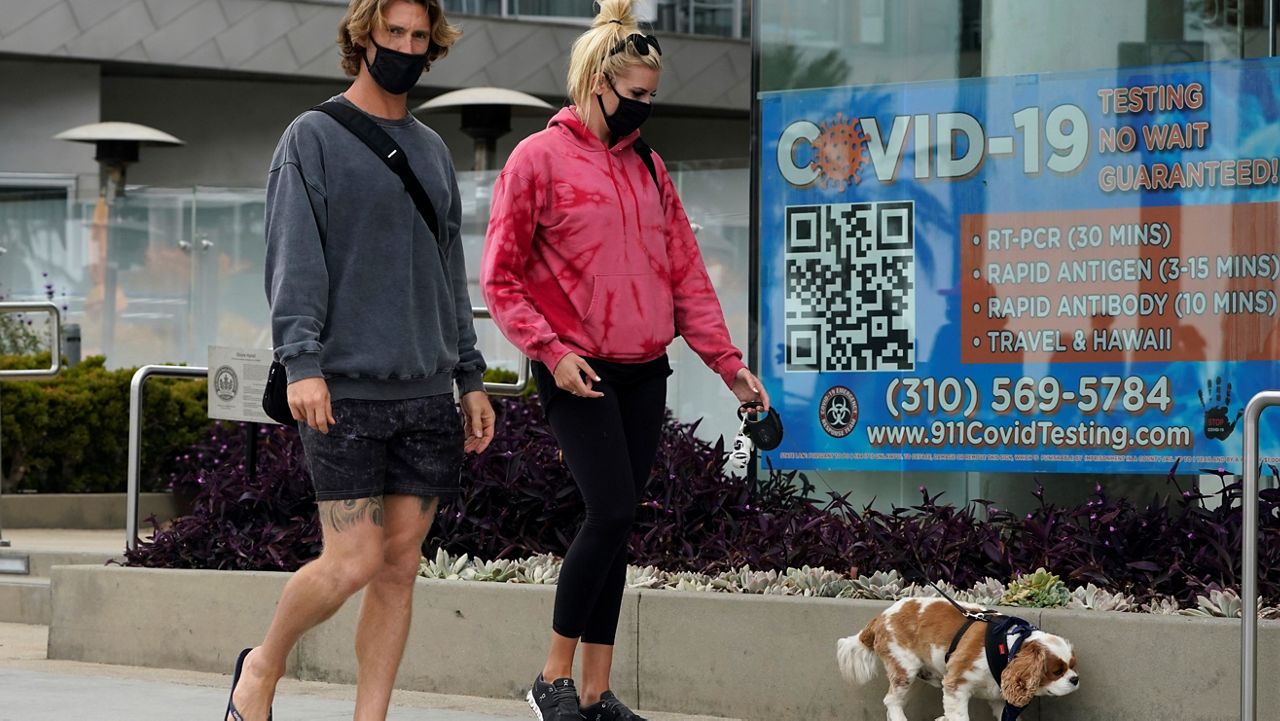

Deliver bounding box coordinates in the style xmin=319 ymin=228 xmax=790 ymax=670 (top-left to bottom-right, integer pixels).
xmin=1199 ymin=377 xmax=1243 ymax=441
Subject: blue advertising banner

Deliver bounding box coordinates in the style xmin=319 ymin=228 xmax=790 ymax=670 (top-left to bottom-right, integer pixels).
xmin=759 ymin=58 xmax=1280 ymax=473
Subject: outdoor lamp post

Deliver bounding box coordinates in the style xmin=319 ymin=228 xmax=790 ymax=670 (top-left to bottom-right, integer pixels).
xmin=53 ymin=121 xmax=185 ymax=200
xmin=414 ymin=87 xmax=553 ymax=171
xmin=52 ymin=122 xmax=184 ymax=359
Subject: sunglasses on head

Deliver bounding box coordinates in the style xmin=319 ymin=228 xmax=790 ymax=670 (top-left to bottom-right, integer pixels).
xmin=609 ymin=33 xmax=662 ymax=57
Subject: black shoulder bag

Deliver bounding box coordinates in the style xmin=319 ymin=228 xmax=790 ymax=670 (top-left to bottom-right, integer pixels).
xmin=262 ymin=100 xmax=443 ymax=426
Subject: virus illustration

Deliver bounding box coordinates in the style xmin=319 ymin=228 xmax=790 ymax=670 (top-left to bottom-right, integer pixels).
xmin=810 ymin=113 xmax=870 ymax=191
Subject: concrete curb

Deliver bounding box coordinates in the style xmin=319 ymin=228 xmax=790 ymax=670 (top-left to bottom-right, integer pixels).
xmin=48 ymin=566 xmax=1280 ymax=720
xmin=1 ymin=493 xmax=179 ymax=529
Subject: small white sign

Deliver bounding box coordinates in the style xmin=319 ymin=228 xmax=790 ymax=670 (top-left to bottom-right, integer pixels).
xmin=208 ymin=346 xmax=275 ymax=424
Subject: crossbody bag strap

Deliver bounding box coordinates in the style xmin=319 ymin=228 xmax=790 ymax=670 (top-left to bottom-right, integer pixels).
xmin=311 ymin=100 xmax=443 ymax=250
xmin=633 ymin=137 xmax=663 ymax=208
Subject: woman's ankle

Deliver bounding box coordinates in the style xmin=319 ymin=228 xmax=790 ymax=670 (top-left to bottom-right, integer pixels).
xmin=579 ymin=687 xmax=608 ymax=707
xmin=541 ymin=665 xmax=573 ymax=682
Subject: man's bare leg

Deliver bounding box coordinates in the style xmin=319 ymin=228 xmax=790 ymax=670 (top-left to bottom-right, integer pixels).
xmin=352 ymin=494 xmax=438 ymax=721
xmin=228 ymin=497 xmax=387 ymax=721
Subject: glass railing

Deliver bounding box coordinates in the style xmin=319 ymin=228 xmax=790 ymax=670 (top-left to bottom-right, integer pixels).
xmin=0 ymin=161 xmax=749 ymax=443
xmin=440 ymin=0 xmax=747 ymax=38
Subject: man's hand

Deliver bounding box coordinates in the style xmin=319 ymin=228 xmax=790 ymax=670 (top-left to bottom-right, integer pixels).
xmin=288 ymin=377 xmax=335 ymax=433
xmin=731 ymin=368 xmax=771 ymax=411
xmin=553 ymin=353 xmax=605 ymax=398
xmin=460 ymin=390 xmax=495 ymax=454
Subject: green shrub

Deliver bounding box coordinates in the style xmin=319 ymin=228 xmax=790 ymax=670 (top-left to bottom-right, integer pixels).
xmin=0 ymin=355 xmax=209 ymax=493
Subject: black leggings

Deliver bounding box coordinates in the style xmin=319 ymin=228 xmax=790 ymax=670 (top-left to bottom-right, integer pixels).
xmin=534 ymin=357 xmax=668 ymax=645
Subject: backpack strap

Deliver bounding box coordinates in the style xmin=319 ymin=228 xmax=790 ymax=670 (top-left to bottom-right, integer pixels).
xmin=310 ymin=100 xmax=442 ymax=249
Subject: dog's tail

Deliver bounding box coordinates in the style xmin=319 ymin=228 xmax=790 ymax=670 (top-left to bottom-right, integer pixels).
xmin=836 ymin=618 xmax=881 ymax=685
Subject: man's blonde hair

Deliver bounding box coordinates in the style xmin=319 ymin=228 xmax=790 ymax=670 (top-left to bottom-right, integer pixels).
xmin=567 ymin=0 xmax=662 ymax=123
xmin=337 ymin=0 xmax=461 ymax=77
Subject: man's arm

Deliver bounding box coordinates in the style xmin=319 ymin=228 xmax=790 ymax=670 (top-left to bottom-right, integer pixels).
xmin=265 ymin=124 xmax=334 ymax=431
xmin=445 ymin=167 xmax=494 ymax=453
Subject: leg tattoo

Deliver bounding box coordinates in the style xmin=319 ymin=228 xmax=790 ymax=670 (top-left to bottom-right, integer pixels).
xmin=325 ymin=497 xmax=385 ymax=533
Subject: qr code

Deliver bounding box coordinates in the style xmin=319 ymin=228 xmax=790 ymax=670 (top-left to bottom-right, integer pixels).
xmin=784 ymin=201 xmax=915 ymax=372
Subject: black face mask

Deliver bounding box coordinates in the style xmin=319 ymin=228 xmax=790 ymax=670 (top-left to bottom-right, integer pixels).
xmin=363 ymin=38 xmax=428 ymax=95
xmin=596 ymin=81 xmax=652 ymax=140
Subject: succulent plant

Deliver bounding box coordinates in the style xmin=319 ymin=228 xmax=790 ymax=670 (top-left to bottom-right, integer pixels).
xmin=514 ymin=554 xmax=562 ymax=585
xmin=626 ymin=565 xmax=666 ymax=589
xmin=1180 ymin=588 xmax=1244 ymax=618
xmin=1000 ymin=568 xmax=1070 ymax=608
xmin=420 ymin=549 xmax=470 ymax=580
xmin=957 ymin=578 xmax=1007 ymax=606
xmin=463 ymin=558 xmax=518 ymax=583
xmin=1142 ymin=596 xmax=1182 ymax=615
xmin=1067 ymin=583 xmax=1136 ymax=612
xmin=849 ymin=570 xmax=907 ymax=600
xmin=785 ymin=566 xmax=853 ymax=597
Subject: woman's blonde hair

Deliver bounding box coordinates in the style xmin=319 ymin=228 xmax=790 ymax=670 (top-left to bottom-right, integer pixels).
xmin=567 ymin=0 xmax=663 ymax=123
xmin=337 ymin=0 xmax=462 ymax=77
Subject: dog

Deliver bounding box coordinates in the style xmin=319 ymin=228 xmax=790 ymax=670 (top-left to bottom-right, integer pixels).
xmin=836 ymin=597 xmax=1079 ymax=720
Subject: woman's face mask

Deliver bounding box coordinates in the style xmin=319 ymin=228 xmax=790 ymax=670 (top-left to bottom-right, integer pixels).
xmin=597 ymin=80 xmax=652 ymax=139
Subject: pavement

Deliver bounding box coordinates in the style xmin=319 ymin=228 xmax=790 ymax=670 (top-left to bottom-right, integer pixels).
xmin=0 ymin=530 xmax=733 ymax=720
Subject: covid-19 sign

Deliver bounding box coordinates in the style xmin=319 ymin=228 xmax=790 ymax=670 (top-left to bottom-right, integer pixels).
xmin=759 ymin=59 xmax=1280 ymax=474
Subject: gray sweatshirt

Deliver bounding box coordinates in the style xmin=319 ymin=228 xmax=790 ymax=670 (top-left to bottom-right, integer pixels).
xmin=265 ymin=95 xmax=485 ymax=401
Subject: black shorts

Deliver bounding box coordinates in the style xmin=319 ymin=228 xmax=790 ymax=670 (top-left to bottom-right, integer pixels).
xmin=297 ymin=393 xmax=464 ymax=502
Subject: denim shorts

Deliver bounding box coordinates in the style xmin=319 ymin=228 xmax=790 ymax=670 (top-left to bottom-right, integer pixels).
xmin=297 ymin=393 xmax=464 ymax=502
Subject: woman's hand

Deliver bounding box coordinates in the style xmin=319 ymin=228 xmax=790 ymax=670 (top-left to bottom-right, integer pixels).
xmin=553 ymin=353 xmax=605 ymax=398
xmin=731 ymin=368 xmax=770 ymax=411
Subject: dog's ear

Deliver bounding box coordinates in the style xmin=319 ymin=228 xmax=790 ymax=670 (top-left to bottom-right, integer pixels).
xmin=1001 ymin=640 xmax=1047 ymax=707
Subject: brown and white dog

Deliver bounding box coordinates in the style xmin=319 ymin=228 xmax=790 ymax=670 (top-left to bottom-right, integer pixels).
xmin=837 ymin=598 xmax=1079 ymax=720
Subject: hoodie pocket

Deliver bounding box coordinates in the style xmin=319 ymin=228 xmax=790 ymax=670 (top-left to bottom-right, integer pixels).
xmin=581 ymin=273 xmax=675 ymax=353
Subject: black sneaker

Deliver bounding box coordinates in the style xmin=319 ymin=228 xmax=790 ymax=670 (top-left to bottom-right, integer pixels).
xmin=526 ymin=674 xmax=582 ymax=721
xmin=581 ymin=690 xmax=647 ymax=721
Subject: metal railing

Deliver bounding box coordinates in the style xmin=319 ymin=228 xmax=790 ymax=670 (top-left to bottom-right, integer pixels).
xmin=125 ymin=365 xmax=208 ymax=551
xmin=0 ymin=302 xmax=63 ymax=547
xmin=474 ymin=306 xmax=531 ymax=396
xmin=1240 ymin=390 xmax=1279 ymax=721
xmin=0 ymin=302 xmax=63 ymax=378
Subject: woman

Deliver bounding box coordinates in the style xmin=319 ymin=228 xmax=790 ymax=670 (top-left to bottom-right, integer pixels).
xmin=480 ymin=2 xmax=769 ymax=719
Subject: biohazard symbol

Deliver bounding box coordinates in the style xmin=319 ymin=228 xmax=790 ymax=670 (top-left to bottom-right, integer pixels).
xmin=810 ymin=113 xmax=870 ymax=191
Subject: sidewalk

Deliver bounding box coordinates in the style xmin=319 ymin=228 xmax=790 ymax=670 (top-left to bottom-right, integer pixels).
xmin=0 ymin=624 xmax=729 ymax=721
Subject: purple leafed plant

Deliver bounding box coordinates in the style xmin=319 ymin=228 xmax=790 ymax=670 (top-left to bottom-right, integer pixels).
xmin=125 ymin=397 xmax=1280 ymax=609
xmin=123 ymin=423 xmax=320 ymax=571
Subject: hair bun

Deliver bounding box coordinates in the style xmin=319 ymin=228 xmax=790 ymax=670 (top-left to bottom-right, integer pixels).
xmin=594 ymin=0 xmax=636 ymax=29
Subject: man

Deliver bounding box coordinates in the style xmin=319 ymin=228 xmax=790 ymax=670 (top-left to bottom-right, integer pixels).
xmin=227 ymin=1 xmax=494 ymax=719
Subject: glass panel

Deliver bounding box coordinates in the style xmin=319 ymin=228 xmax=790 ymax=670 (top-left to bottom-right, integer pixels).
xmin=191 ymin=187 xmax=271 ymax=359
xmin=0 ymin=171 xmax=752 ymax=447
xmin=756 ymin=0 xmax=1273 ymax=510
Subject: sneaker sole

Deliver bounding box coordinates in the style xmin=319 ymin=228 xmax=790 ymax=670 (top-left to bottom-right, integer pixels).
xmin=525 ymin=688 xmax=546 ymax=721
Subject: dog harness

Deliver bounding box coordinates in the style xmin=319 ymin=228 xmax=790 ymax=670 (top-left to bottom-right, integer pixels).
xmin=943 ymin=608 xmax=1038 ymax=721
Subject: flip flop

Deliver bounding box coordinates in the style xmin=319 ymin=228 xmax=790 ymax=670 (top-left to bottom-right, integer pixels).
xmin=224 ymin=647 xmax=273 ymax=721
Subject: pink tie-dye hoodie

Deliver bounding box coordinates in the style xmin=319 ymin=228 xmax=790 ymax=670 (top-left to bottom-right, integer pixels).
xmin=481 ymin=107 xmax=746 ymax=387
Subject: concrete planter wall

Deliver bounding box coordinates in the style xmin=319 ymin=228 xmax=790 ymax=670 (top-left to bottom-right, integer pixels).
xmin=49 ymin=566 xmax=1280 ymax=721
xmin=1 ymin=492 xmax=179 ymax=529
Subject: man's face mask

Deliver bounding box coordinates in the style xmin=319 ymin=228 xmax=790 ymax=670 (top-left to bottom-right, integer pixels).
xmin=363 ymin=37 xmax=428 ymax=95
xmin=597 ymin=80 xmax=652 ymax=139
